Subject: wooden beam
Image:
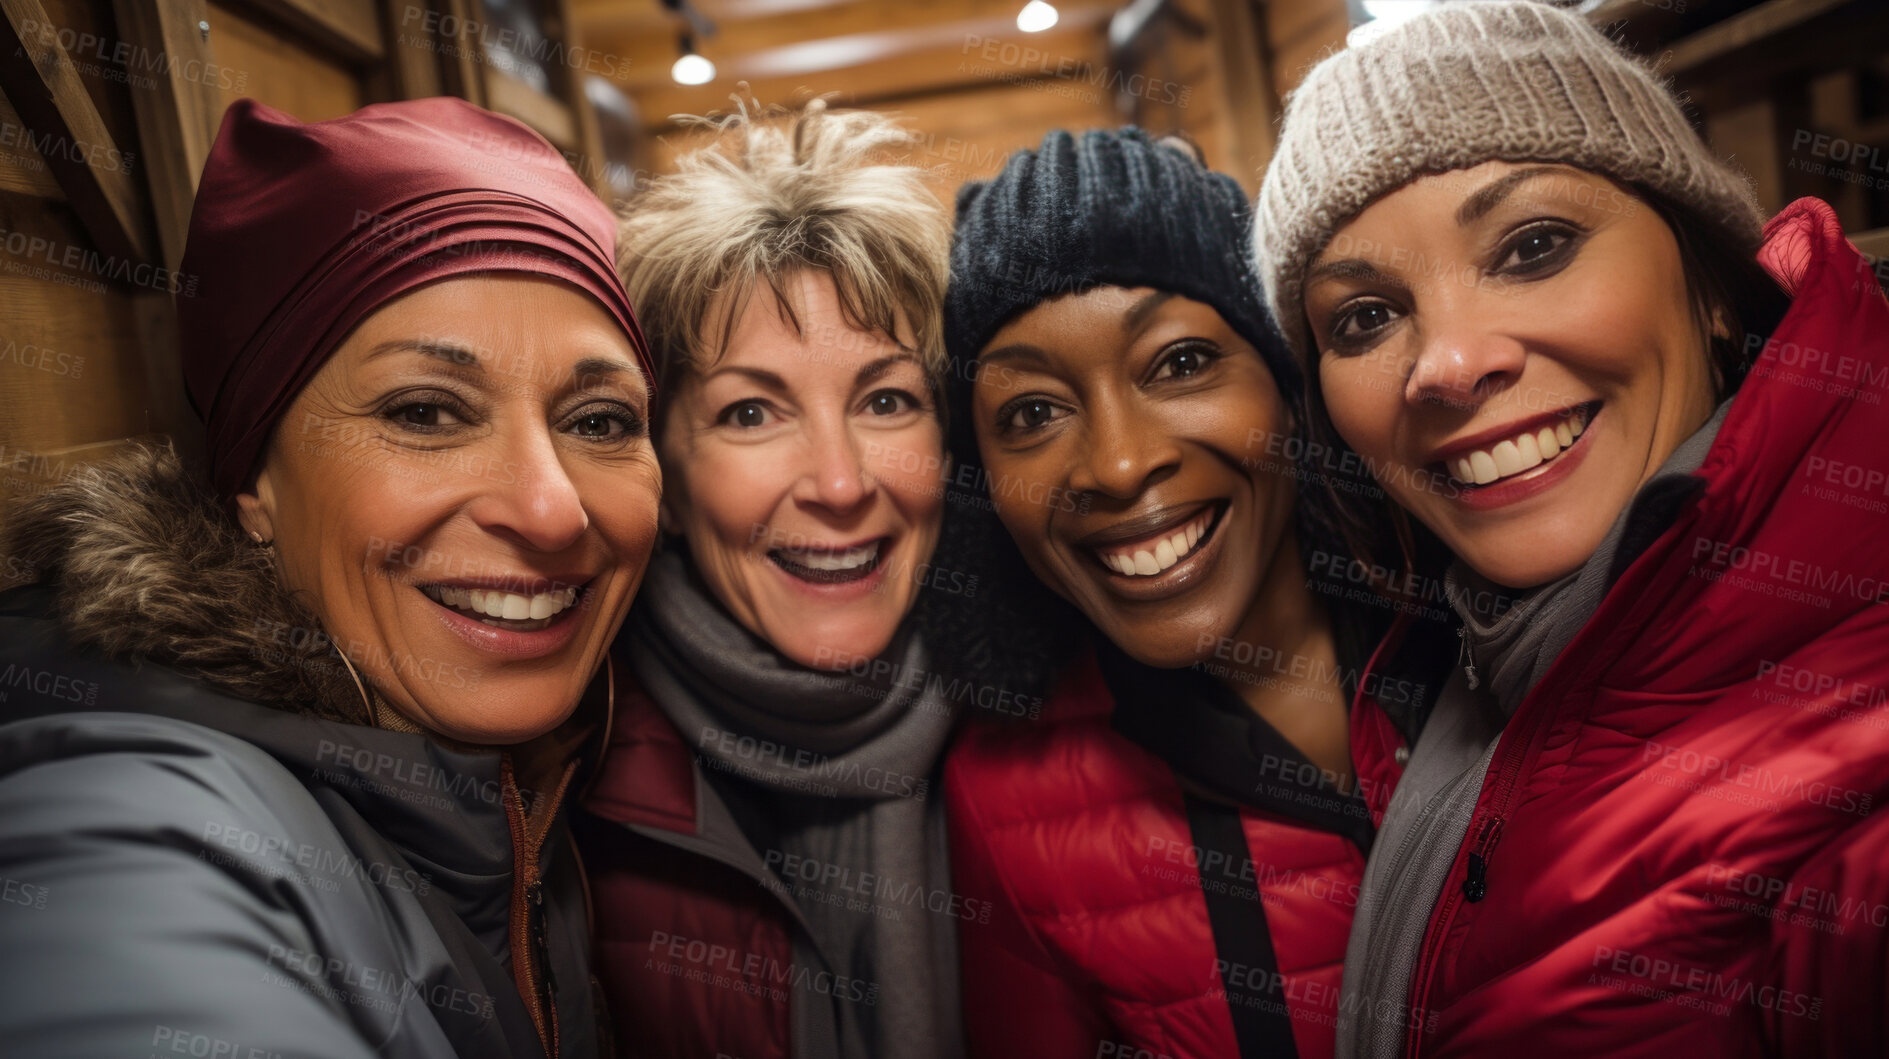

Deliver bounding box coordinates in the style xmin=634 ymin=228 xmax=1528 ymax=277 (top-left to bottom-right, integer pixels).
xmin=486 ymin=67 xmax=578 ymax=149
xmin=379 ymin=0 xmax=444 ymax=99
xmin=575 ymin=0 xmax=994 ymax=37
xmin=0 ymin=91 xmax=63 ymax=197
xmin=436 ymin=0 xmax=487 ymax=106
xmin=1665 ymin=0 xmax=1889 ymax=113
xmin=1665 ymin=0 xmax=1857 ymax=75
xmin=552 ymin=0 xmax=611 ymax=198
xmin=224 ymin=0 xmax=383 ymax=63
xmin=0 ymin=0 xmax=155 ymax=264
xmin=111 ymin=0 xmax=222 ymax=273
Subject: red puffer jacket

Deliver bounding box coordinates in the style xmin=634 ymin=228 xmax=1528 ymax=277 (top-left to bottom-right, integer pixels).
xmin=1372 ymin=198 xmax=1889 ymax=1058
xmin=948 ymin=638 xmax=1421 ymax=1059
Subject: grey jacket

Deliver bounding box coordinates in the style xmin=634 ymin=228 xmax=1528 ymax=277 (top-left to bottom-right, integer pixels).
xmin=0 ymin=446 xmax=604 ymax=1058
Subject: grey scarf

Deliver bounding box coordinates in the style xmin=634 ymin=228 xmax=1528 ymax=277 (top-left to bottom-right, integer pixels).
xmin=1338 ymin=399 xmax=1732 ymax=1059
xmin=624 ymin=549 xmax=964 ymax=1059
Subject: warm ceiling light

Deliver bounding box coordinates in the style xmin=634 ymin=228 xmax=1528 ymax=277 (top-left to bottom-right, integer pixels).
xmin=1017 ymin=1 xmax=1059 ymax=33
xmin=671 ymin=34 xmax=715 ymax=85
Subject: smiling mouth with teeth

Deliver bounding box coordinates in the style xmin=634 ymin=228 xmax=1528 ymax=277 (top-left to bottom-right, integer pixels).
xmin=1094 ymin=505 xmax=1222 ymax=578
xmin=420 ymin=583 xmax=583 ymax=631
xmin=1444 ymin=402 xmax=1598 ymax=488
xmin=769 ymin=540 xmax=885 ymax=584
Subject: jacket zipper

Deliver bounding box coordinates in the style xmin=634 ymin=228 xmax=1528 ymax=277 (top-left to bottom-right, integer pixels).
xmin=504 ymin=757 xmax=560 ymax=1059
xmin=530 ymin=881 xmax=558 ymax=1038
xmin=1403 ymin=704 xmax=1537 ymax=1058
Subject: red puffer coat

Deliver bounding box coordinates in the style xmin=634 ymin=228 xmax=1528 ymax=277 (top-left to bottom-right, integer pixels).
xmin=1374 ymin=198 xmax=1889 ymax=1057
xmin=947 ymin=637 xmax=1421 ymax=1059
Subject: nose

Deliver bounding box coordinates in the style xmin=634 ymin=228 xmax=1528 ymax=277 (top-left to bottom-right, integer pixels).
xmin=792 ymin=413 xmax=874 ymax=513
xmin=1403 ymin=316 xmax=1526 ymax=409
xmin=464 ymin=428 xmax=589 ymax=553
xmin=1066 ymin=396 xmax=1181 ymax=500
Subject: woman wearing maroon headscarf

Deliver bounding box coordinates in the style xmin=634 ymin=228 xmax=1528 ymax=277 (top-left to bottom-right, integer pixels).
xmin=0 ymin=97 xmax=658 ymax=1058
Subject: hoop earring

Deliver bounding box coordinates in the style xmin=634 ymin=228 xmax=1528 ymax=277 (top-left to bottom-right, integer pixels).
xmin=577 ymin=654 xmax=619 ymax=805
xmin=248 ymin=530 xmax=274 ymax=548
xmin=333 ymin=647 xmax=377 ymax=726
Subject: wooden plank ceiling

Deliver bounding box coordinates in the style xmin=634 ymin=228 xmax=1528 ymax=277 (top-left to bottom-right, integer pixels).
xmin=570 ymin=0 xmax=1126 ymax=132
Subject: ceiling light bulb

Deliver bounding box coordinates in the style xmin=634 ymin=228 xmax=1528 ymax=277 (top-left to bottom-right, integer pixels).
xmin=1018 ymin=1 xmax=1059 ymax=33
xmin=672 ymin=52 xmax=715 ymax=85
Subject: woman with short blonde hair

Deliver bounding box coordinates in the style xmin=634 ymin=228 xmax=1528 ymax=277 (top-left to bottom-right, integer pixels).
xmin=577 ymin=100 xmax=963 ymax=1059
xmin=618 ymin=99 xmax=951 ymax=431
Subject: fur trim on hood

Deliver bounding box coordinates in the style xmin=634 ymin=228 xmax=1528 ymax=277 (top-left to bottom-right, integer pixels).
xmin=2 ymin=442 xmax=369 ymax=724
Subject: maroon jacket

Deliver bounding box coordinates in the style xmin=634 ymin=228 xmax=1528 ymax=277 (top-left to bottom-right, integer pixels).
xmin=578 ymin=675 xmax=798 ymax=1059
xmin=1370 ymin=198 xmax=1889 ymax=1057
xmin=947 ymin=637 xmax=1420 ymax=1058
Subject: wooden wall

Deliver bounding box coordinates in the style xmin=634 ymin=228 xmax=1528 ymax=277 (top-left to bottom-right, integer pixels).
xmin=1602 ymin=0 xmax=1889 ymax=265
xmin=0 ymin=0 xmax=612 ymax=564
xmin=1 ymin=0 xmax=189 ymax=536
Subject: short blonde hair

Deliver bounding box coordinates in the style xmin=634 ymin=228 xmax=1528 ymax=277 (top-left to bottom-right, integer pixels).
xmin=618 ymin=99 xmax=950 ymax=425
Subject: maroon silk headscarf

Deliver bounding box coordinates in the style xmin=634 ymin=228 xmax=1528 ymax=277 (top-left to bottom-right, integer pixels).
xmin=177 ymin=96 xmax=652 ymax=498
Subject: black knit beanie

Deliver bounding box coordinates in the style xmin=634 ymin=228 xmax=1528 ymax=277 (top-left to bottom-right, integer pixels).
xmin=945 ymin=127 xmax=1297 ymax=397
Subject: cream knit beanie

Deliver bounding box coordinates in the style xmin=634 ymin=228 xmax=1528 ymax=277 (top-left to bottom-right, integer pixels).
xmin=1252 ymin=0 xmax=1765 ymax=357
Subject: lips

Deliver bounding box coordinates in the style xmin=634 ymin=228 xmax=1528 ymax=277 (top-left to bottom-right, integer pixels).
xmin=1090 ymin=504 xmax=1224 ymax=578
xmin=769 ymin=539 xmax=885 ymax=584
xmin=1440 ymin=401 xmax=1598 ymax=488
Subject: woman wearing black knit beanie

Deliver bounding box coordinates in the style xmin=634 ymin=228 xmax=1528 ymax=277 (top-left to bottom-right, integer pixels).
xmin=938 ymin=127 xmax=1413 ymax=1058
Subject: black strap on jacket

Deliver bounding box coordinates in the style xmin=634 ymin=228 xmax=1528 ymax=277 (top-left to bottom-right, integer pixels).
xmin=1184 ymin=792 xmax=1300 ymax=1059
xmin=1099 ymin=641 xmax=1376 ymax=854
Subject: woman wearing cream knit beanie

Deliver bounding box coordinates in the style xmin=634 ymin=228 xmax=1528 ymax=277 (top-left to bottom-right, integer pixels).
xmin=1252 ymin=2 xmax=1889 ymax=1057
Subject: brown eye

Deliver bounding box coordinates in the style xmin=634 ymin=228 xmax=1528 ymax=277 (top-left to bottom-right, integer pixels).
xmin=718 ymin=401 xmax=771 ymax=429
xmin=381 ymin=392 xmax=472 ymax=431
xmin=1001 ymin=397 xmax=1068 ymax=434
xmin=864 ymin=390 xmax=918 ymax=416
xmin=1495 ymin=222 xmax=1579 ymax=275
xmin=1513 ymin=231 xmax=1562 ymax=263
xmin=1332 ymin=302 xmax=1400 ymax=343
xmin=1150 ymin=341 xmax=1221 ymax=381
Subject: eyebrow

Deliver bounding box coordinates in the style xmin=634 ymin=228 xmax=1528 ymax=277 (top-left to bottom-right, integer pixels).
xmin=700 ymin=364 xmax=789 ymax=390
xmin=572 ymin=356 xmax=638 ymax=379
xmin=978 ymin=343 xmax=1050 ymax=370
xmin=1455 ymin=166 xmax=1568 ymax=227
xmin=1124 ymin=290 xmax=1177 ymax=333
xmin=365 ymin=340 xmax=483 ymax=370
xmin=1303 ymin=257 xmax=1402 ymax=290
xmin=854 ymin=352 xmax=923 ymax=387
